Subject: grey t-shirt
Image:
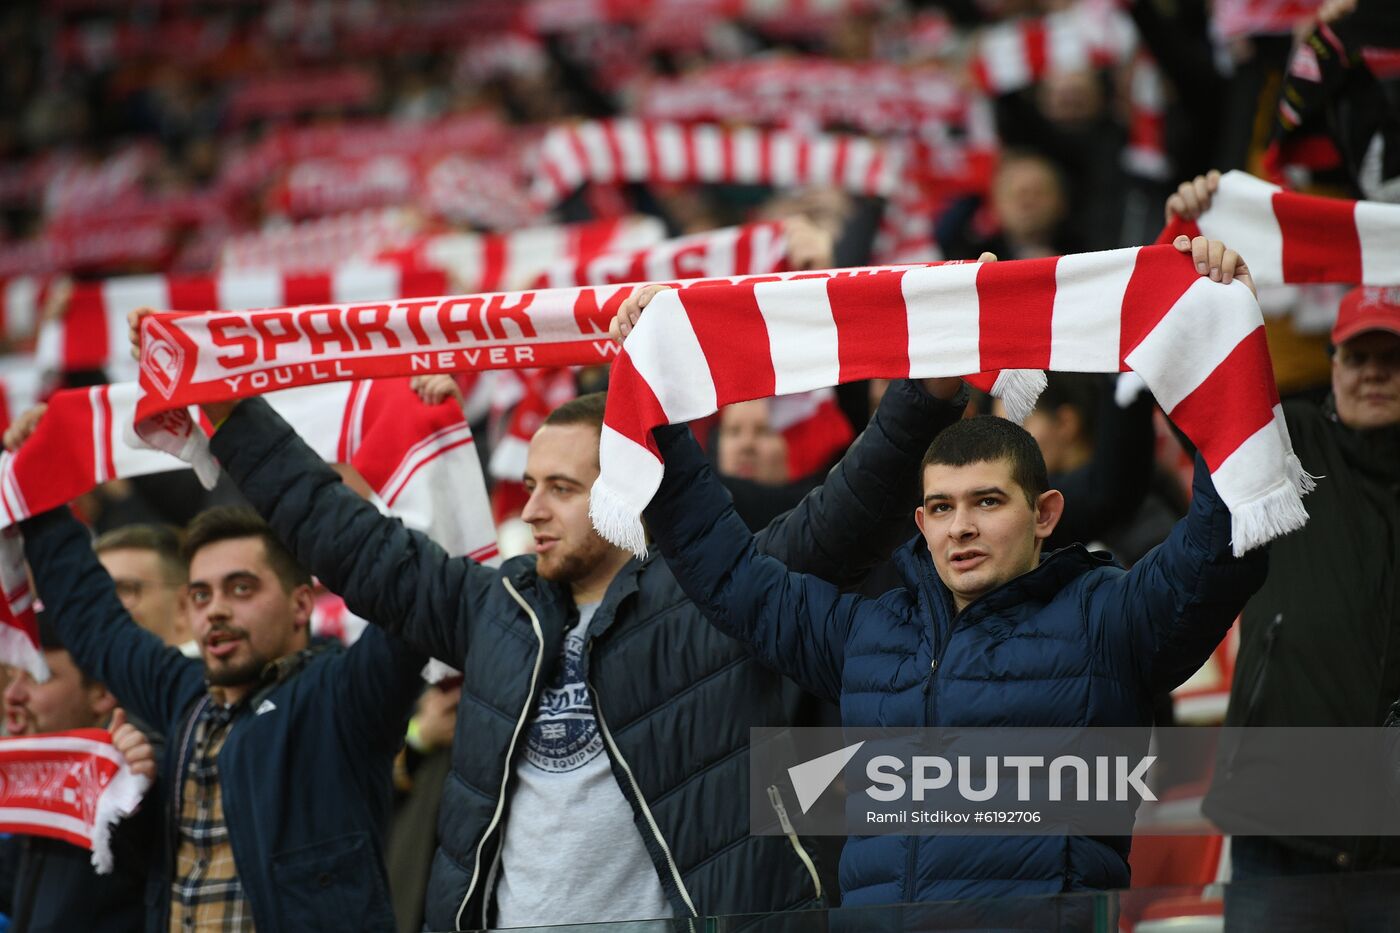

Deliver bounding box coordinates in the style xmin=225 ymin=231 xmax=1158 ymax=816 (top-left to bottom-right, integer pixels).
xmin=493 ymin=602 xmax=674 ymax=928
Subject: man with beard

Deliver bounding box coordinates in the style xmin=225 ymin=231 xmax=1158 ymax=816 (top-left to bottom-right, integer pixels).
xmin=126 ymin=286 xmax=973 ymax=929
xmin=13 ymin=500 xmax=426 ymax=931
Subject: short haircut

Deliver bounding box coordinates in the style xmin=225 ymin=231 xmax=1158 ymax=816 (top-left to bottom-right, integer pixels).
xmin=543 ymin=391 xmax=606 ymax=432
xmin=94 ymin=523 xmax=188 ymax=584
xmin=1033 ymin=373 xmax=1102 ymax=443
xmin=182 ymin=506 xmax=312 ymax=594
xmin=920 ymin=416 xmax=1049 ymax=507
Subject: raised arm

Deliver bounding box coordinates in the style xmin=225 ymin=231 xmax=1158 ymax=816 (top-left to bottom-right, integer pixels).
xmin=645 ymin=423 xmax=862 ymax=702
xmin=21 ymin=508 xmax=205 ymax=731
xmin=329 ymin=623 xmax=428 ymax=759
xmin=754 ymin=380 xmax=969 ymax=584
xmin=210 ymin=397 xmax=496 ymax=665
xmin=1089 ymin=453 xmax=1269 ymax=695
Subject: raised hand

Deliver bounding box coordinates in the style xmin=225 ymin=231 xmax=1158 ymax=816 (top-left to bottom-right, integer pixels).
xmin=109 ymin=708 xmax=157 ymax=783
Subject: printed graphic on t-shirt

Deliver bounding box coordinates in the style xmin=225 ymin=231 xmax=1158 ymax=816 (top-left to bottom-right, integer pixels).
xmin=524 ymin=627 xmax=604 ymax=773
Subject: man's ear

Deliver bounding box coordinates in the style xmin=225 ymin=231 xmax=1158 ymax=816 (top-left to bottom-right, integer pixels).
xmin=89 ymin=683 xmax=118 ymax=722
xmin=1033 ymin=489 xmax=1065 ymax=542
xmin=290 ymin=584 xmax=316 ymax=633
xmin=914 ymin=506 xmax=927 ymax=538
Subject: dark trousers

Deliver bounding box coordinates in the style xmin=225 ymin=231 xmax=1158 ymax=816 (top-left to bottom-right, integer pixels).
xmin=1225 ymin=837 xmax=1400 ymax=932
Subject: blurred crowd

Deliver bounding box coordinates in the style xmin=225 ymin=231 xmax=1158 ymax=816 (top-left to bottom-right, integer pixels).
xmin=3 ymin=0 xmax=1396 ymax=503
xmin=0 ymin=0 xmax=1398 ymax=930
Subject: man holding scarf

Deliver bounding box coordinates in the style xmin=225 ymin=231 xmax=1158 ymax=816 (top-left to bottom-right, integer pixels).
xmin=629 ymin=236 xmax=1270 ymax=906
xmin=12 ymin=495 xmax=427 ymax=931
xmin=129 ymin=306 xmax=976 ymax=929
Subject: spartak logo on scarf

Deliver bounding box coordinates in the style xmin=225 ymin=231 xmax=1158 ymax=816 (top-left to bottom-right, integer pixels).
xmin=588 ymin=244 xmax=1312 ymax=559
xmin=0 ymin=728 xmax=150 ymax=874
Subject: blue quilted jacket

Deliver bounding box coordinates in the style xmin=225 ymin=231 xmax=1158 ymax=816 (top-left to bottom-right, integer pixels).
xmin=645 ymin=425 xmax=1269 ymax=906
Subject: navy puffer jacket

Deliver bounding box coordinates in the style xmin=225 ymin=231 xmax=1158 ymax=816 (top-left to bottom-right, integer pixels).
xmin=645 ymin=425 xmax=1269 ymax=906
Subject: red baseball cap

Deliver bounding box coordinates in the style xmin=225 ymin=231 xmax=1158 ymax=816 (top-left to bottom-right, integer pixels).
xmin=1332 ymin=286 xmax=1400 ymax=345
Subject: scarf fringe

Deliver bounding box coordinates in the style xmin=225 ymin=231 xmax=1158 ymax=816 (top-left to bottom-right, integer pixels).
xmin=990 ymin=369 xmax=1047 ymax=423
xmin=1230 ymin=481 xmax=1310 ymax=557
xmin=89 ymin=762 xmax=150 ymax=875
xmin=589 ymin=480 xmax=649 ymax=558
xmin=1286 ymin=452 xmax=1320 ymax=495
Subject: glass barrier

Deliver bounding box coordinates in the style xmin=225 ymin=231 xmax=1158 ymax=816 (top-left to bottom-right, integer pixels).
xmin=448 ymin=867 xmax=1400 ymax=932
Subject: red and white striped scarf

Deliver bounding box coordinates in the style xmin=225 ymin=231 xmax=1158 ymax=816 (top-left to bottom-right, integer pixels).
xmin=534 ymin=119 xmax=997 ymax=211
xmin=28 ymin=218 xmax=668 ymax=381
xmin=374 ymin=216 xmax=667 ymax=293
xmin=1212 ymin=0 xmax=1322 ymax=41
xmin=218 ymin=208 xmax=420 ymax=273
xmin=970 ymin=2 xmax=1169 ymax=181
xmin=0 ymin=728 xmax=150 ymax=874
xmin=590 ymin=245 xmax=1309 ymax=558
xmin=1159 ymin=170 xmax=1400 ymax=286
xmin=970 ymin=1 xmax=1136 ymax=95
xmin=532 ymin=120 xmax=907 ymax=208
xmin=35 ymin=264 xmax=451 ymax=382
xmin=636 ymin=58 xmax=978 ymax=138
xmin=530 ymin=221 xmax=789 ymax=289
xmin=0 ymin=525 xmax=41 ymax=680
xmin=127 ymin=267 xmax=1036 ymax=480
xmin=523 ymin=0 xmax=884 ymax=33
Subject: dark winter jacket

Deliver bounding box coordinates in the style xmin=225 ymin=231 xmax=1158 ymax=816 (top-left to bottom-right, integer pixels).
xmin=645 ymin=423 xmax=1268 ymax=905
xmin=21 ymin=510 xmax=427 ymax=933
xmin=209 ymin=379 xmax=964 ymax=930
xmin=2 ymin=834 xmax=145 ymax=933
xmin=1208 ymin=397 xmax=1400 ymax=869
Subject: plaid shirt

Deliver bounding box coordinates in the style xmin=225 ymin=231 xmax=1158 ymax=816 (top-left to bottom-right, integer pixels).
xmin=169 ymin=656 xmax=304 ymax=932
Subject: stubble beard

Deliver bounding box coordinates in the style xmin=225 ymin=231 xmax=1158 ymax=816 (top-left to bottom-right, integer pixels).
xmin=204 ymin=651 xmax=272 ymax=688
xmin=536 ymin=536 xmax=612 ymax=587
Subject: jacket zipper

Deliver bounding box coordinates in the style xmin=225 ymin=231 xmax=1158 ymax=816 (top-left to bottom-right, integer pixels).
xmin=218 ymin=723 xmax=259 ymax=930
xmin=456 ymin=577 xmax=546 ymax=931
xmin=586 ymin=661 xmax=699 ymax=918
xmin=1241 ymin=614 xmax=1283 ymax=727
xmin=1223 ymin=613 xmax=1283 ymax=783
xmin=904 ymin=653 xmax=937 ymax=904
xmin=909 ymin=575 xmax=946 ymax=904
xmin=165 ymin=696 xmax=209 ymax=931
xmin=767 ymin=784 xmax=822 ymax=900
